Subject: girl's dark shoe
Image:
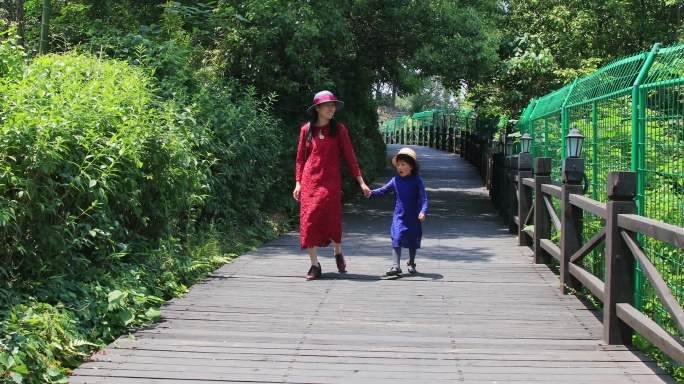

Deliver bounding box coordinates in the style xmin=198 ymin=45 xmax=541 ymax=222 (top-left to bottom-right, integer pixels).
xmin=386 ymin=266 xmax=402 ymax=276
xmin=306 ymin=263 xmax=322 ymax=280
xmin=407 ymin=263 xmax=417 ymax=274
xmin=334 ymin=253 xmax=346 ymax=273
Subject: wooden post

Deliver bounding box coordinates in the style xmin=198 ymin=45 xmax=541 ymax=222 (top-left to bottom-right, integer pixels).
xmin=560 ymin=157 xmax=584 ymax=294
xmin=502 ymin=156 xmax=511 ymax=222
xmin=448 ymin=127 xmax=454 ymax=153
xmin=509 ymin=156 xmax=518 ymax=234
xmin=518 ymin=153 xmax=533 ymax=247
xmin=604 ymin=171 xmax=637 ymax=345
xmin=491 ymin=153 xmax=503 ymax=208
xmin=534 ymin=158 xmax=552 ymax=264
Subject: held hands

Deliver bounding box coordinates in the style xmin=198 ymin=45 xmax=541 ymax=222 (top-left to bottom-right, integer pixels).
xmin=418 ymin=213 xmax=426 ymax=221
xmin=360 ymin=182 xmax=371 ymax=198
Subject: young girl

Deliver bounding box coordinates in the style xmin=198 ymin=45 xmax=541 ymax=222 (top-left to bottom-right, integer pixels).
xmin=368 ymin=147 xmax=427 ymax=275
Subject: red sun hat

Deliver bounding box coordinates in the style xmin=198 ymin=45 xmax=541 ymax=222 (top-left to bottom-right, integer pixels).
xmin=307 ymin=90 xmax=345 ymax=115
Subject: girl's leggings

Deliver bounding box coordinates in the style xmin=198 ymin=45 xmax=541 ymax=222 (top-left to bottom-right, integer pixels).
xmin=392 ymin=247 xmax=417 ymax=268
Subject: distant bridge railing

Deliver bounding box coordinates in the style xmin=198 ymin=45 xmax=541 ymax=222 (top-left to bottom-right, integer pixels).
xmin=381 ymin=111 xmax=501 ymax=185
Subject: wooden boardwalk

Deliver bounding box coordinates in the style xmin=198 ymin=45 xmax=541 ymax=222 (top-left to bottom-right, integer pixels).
xmin=69 ymin=144 xmax=676 ymax=383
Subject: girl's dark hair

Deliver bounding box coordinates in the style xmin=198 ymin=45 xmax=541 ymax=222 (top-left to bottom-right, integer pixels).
xmin=306 ymin=115 xmax=338 ymax=142
xmin=396 ymin=154 xmax=419 ymax=175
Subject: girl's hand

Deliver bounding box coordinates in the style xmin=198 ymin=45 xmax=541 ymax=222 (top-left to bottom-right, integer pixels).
xmin=293 ymin=183 xmax=301 ymax=202
xmin=418 ymin=213 xmax=426 ymax=221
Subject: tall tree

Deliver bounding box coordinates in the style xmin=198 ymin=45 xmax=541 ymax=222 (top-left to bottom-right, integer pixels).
xmin=38 ymin=0 xmax=50 ymax=54
xmin=15 ymin=0 xmax=23 ymax=45
xmin=470 ymin=0 xmax=684 ymax=119
xmin=215 ymin=0 xmax=500 ymax=123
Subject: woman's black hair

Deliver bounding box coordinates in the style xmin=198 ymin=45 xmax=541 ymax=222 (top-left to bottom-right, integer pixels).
xmin=395 ymin=154 xmax=419 ymax=175
xmin=306 ymin=114 xmax=338 ymax=142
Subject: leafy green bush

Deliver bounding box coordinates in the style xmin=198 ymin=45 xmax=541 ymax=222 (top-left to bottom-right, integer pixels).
xmin=0 ymin=52 xmax=207 ymax=277
xmin=192 ymin=84 xmax=285 ymax=230
xmin=0 ymin=50 xmax=215 ymax=383
xmin=1 ymin=302 xmax=95 ymax=383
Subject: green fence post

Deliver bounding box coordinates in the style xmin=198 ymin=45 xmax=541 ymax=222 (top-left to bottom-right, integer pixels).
xmin=630 ymin=43 xmax=660 ymax=313
xmin=631 ymin=43 xmax=660 ymax=216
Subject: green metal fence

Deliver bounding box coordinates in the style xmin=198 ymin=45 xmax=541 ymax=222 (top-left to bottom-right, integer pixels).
xmin=516 ymin=41 xmax=684 ymax=340
xmin=381 ymin=108 xmax=477 ymax=153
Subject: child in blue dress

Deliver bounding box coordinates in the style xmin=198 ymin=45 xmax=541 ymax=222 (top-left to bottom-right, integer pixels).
xmin=368 ymin=148 xmax=428 ymax=275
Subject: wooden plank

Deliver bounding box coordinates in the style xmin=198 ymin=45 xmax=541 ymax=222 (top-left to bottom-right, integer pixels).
xmin=540 ymin=239 xmax=561 ymax=262
xmin=569 ymin=227 xmax=606 ymax=263
xmin=622 ymin=230 xmax=684 ymax=336
xmin=570 ymin=193 xmax=607 ymax=219
xmin=619 ymin=213 xmax=684 ymax=249
xmin=543 ymin=194 xmax=561 ymax=231
xmin=541 ymin=183 xmax=562 ymax=199
xmin=568 ymin=263 xmax=605 ymax=302
xmin=616 ymin=303 xmax=684 ymax=366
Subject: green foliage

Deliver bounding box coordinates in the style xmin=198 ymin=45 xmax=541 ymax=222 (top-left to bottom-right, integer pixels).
xmin=1 ymin=303 xmax=96 ymax=383
xmin=0 ymin=52 xmax=207 ymax=275
xmin=470 ymin=0 xmax=684 ymax=118
xmin=0 ymin=29 xmax=25 ymax=78
xmin=192 ymin=83 xmax=286 ymax=229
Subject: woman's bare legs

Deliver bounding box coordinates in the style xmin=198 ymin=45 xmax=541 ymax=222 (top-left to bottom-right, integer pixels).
xmin=307 ymin=241 xmax=344 ymax=276
xmin=332 ymin=241 xmax=342 ymax=256
xmin=308 ymin=242 xmax=342 ymax=263
xmin=307 ymin=247 xmax=318 ymax=266
xmin=306 ymin=247 xmax=322 ymax=280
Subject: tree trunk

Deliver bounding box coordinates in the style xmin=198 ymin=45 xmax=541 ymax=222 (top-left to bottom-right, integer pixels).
xmin=391 ymin=85 xmax=397 ymax=108
xmin=39 ymin=0 xmax=50 ymax=54
xmin=16 ymin=0 xmax=24 ymax=46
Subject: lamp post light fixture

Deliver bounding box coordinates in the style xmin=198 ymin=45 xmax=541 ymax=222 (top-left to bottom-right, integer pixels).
xmin=505 ymin=140 xmax=515 ymax=156
xmin=520 ymin=133 xmax=532 ymax=154
xmin=518 ymin=133 xmax=533 ymax=171
xmin=565 ymin=124 xmax=585 ymax=158
xmin=562 ymin=124 xmax=586 ymax=186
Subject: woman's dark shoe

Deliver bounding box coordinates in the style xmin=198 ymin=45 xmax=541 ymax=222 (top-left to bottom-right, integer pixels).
xmin=386 ymin=266 xmax=402 ymax=276
xmin=407 ymin=262 xmax=417 ymax=274
xmin=306 ymin=263 xmax=322 ymax=280
xmin=334 ymin=253 xmax=346 ymax=273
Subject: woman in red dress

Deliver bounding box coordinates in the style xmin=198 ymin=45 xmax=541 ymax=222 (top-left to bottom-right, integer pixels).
xmin=293 ymin=91 xmax=371 ymax=280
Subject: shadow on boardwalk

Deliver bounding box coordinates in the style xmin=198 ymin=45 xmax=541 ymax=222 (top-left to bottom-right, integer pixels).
xmin=70 ymin=145 xmax=675 ymax=383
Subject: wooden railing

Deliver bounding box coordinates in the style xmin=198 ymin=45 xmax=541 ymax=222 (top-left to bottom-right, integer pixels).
xmin=495 ymin=154 xmax=684 ymax=365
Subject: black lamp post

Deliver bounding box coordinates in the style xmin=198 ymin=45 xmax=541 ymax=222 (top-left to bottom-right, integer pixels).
xmin=562 ymin=124 xmax=585 ymax=184
xmin=518 ymin=133 xmax=533 ymax=172
xmin=520 ymin=133 xmax=532 ymax=154
xmin=505 ymin=140 xmax=515 ymax=156
xmin=565 ymin=125 xmax=585 ymax=158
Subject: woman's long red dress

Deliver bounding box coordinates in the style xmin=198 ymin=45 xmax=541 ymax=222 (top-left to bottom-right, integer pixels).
xmin=295 ymin=122 xmax=361 ymax=249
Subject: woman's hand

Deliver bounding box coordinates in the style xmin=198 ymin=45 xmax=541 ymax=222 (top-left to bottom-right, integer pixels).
xmin=360 ymin=182 xmax=371 ymax=198
xmin=418 ymin=213 xmax=426 ymax=221
xmin=293 ymin=182 xmax=301 ymax=202
xmin=356 ymin=176 xmax=371 ymax=198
